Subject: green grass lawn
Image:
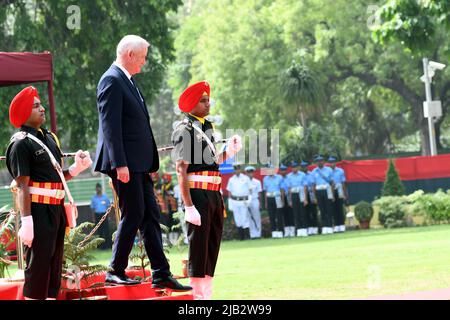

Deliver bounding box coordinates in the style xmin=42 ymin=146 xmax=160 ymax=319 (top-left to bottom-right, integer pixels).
xmin=5 ymin=224 xmax=450 ymax=299
xmin=93 ymin=224 xmax=450 ymax=299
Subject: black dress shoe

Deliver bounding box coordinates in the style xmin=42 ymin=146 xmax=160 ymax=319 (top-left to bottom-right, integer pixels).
xmin=152 ymin=275 xmax=192 ymax=291
xmin=105 ymin=272 xmax=141 ymax=286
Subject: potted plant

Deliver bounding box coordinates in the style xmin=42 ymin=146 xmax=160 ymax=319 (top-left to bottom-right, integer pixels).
xmin=354 ymin=201 xmax=374 ymax=229
xmin=0 ymin=208 xmax=14 ymax=278
xmin=61 ymin=222 xmax=108 ymax=299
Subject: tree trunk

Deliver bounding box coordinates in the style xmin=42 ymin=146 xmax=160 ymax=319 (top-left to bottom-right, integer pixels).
xmin=298 ymin=105 xmax=307 ymax=129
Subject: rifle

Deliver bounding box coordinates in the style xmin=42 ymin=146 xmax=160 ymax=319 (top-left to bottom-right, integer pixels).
xmin=0 ymin=138 xmax=230 ymax=161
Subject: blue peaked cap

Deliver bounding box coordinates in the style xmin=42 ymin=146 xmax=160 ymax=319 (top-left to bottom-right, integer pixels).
xmin=300 ymin=160 xmax=309 ymax=167
xmin=313 ymin=154 xmax=325 ymax=162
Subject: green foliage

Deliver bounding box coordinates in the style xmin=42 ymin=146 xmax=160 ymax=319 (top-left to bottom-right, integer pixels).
xmin=280 ymin=60 xmax=324 ymax=127
xmin=168 ymin=0 xmax=450 ymax=158
xmin=371 ymin=0 xmax=450 ymax=154
xmin=373 ymin=196 xmax=409 ymax=228
xmin=129 ymin=222 xmax=172 ymax=281
xmin=129 ymin=232 xmax=151 ymax=282
xmin=354 ymin=201 xmax=374 ymax=222
xmin=410 ymin=189 xmax=450 ymax=224
xmin=382 ymin=159 xmax=405 ymax=196
xmin=281 ymin=121 xmax=346 ymax=163
xmin=170 ymin=210 xmax=187 ymax=251
xmin=374 ymin=189 xmax=450 ymax=228
xmin=373 ymin=0 xmax=450 ymax=53
xmin=62 ymin=222 xmax=107 ymax=294
xmin=0 ymin=207 xmax=14 ymax=278
xmin=0 ymin=0 xmax=182 ymax=152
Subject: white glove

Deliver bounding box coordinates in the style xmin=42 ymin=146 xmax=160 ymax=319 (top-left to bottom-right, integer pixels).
xmin=18 ymin=215 xmax=34 ymax=248
xmin=226 ymin=135 xmax=243 ymax=157
xmin=80 ymin=151 xmax=93 ymax=167
xmin=69 ymin=150 xmax=92 ymax=177
xmin=184 ymin=206 xmax=201 ymax=226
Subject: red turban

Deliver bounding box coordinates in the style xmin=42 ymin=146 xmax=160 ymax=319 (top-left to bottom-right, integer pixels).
xmin=178 ymin=81 xmax=210 ymax=113
xmin=9 ymin=86 xmax=40 ymax=128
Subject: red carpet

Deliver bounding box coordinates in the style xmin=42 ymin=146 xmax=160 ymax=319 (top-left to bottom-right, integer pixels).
xmin=0 ymin=269 xmax=193 ymax=300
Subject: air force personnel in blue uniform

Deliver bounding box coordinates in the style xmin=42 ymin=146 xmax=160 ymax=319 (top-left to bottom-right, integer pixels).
xmin=312 ymin=155 xmax=335 ymax=235
xmin=280 ymin=164 xmax=295 ymax=237
xmin=328 ymin=156 xmax=347 ymax=233
xmin=300 ymin=161 xmax=319 ymax=235
xmin=263 ymin=166 xmax=284 ymax=238
xmin=286 ymin=162 xmax=309 ymax=237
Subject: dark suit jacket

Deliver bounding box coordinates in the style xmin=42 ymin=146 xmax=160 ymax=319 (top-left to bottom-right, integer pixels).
xmin=94 ymin=64 xmax=159 ymax=174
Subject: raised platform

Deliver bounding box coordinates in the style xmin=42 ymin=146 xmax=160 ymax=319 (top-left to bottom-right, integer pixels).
xmin=0 ymin=269 xmax=193 ymax=300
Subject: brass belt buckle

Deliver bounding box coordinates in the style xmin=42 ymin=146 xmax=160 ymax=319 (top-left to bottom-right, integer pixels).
xmin=55 ymin=189 xmax=65 ymax=199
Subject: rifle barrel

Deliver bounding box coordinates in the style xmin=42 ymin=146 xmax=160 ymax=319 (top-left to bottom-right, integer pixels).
xmin=0 ymin=139 xmax=229 ymax=160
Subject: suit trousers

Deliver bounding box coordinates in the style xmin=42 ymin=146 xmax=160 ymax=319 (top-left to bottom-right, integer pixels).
xmin=110 ymin=172 xmax=170 ymax=279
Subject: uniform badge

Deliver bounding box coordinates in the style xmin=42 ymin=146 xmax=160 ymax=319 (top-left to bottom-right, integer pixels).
xmin=35 ymin=149 xmax=45 ymax=156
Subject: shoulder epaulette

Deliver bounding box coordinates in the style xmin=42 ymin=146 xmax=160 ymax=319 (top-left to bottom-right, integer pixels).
xmin=10 ymin=131 xmax=27 ymax=142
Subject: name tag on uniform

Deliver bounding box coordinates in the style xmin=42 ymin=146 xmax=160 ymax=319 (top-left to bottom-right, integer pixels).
xmin=35 ymin=149 xmax=45 ymax=156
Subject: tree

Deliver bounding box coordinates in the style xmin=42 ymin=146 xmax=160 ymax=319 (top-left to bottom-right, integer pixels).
xmin=372 ymin=0 xmax=450 ymax=52
xmin=372 ymin=0 xmax=450 ymax=154
xmin=280 ymin=60 xmax=324 ymax=129
xmin=168 ymin=0 xmax=450 ymax=158
xmin=381 ymin=159 xmax=405 ymax=196
xmin=0 ymin=0 xmax=182 ymax=153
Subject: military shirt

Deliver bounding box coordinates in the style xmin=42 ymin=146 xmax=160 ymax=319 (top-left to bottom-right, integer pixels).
xmin=249 ymin=178 xmax=262 ymax=199
xmin=263 ymin=174 xmax=283 ymax=193
xmin=226 ymin=174 xmax=252 ymax=197
xmin=286 ymin=171 xmax=307 ymax=188
xmin=304 ymin=172 xmax=315 ymax=190
xmin=330 ymin=167 xmax=346 ymax=185
xmin=171 ymin=114 xmax=219 ymax=173
xmin=280 ymin=175 xmax=290 ymax=193
xmin=6 ymin=125 xmax=63 ymax=183
xmin=312 ymin=166 xmax=333 ymax=186
xmin=90 ymin=194 xmax=111 ymax=214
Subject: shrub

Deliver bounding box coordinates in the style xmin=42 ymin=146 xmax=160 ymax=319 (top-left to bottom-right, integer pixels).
xmin=381 ymin=159 xmax=405 ymax=196
xmin=410 ymin=189 xmax=450 ymax=224
xmin=354 ymin=201 xmax=374 ymax=222
xmin=373 ymin=196 xmax=409 ymax=228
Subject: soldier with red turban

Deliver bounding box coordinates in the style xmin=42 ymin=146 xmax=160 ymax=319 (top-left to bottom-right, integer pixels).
xmin=5 ymin=86 xmax=91 ymax=299
xmin=171 ymin=81 xmax=243 ymax=299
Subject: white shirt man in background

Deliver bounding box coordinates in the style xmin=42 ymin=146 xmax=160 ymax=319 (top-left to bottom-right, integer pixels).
xmin=245 ymin=166 xmax=263 ymax=239
xmin=226 ymin=164 xmax=252 ymax=240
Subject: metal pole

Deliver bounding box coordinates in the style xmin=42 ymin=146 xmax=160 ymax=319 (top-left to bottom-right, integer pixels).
xmin=108 ymin=178 xmax=121 ymax=226
xmin=423 ymin=58 xmax=438 ymax=156
xmin=10 ymin=182 xmax=25 ymax=271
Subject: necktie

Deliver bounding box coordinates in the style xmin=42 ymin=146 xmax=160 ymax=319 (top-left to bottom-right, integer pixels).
xmin=130 ymin=77 xmax=144 ymax=102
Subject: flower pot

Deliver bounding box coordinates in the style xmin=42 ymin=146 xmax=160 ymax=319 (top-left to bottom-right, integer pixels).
xmin=359 ymin=220 xmax=370 ymax=229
